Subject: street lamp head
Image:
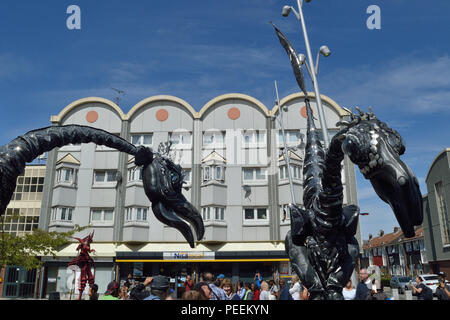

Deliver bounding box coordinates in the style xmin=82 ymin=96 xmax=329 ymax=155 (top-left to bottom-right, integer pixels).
xmin=319 ymin=45 xmax=331 ymax=57
xmin=282 ymin=6 xmax=291 ymax=17
xmin=298 ymin=53 xmax=306 ymax=65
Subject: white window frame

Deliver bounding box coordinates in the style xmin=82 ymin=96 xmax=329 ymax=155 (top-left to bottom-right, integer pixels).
xmin=90 ymin=208 xmax=114 ymax=225
xmin=50 ymin=207 xmax=74 ymax=222
xmin=242 ymin=167 xmax=267 ymax=183
xmin=170 ymin=132 xmax=192 ymax=148
xmin=279 ymin=165 xmax=302 ymax=181
xmin=242 ymin=130 xmax=266 ymax=148
xmin=243 ymin=207 xmax=269 ymax=225
xmin=277 ymin=130 xmax=302 ymax=146
xmin=203 ymin=165 xmax=225 ymax=183
xmin=128 ymin=167 xmax=143 ymax=182
xmin=203 ymin=131 xmax=225 ymax=149
xmin=55 ymin=167 xmax=77 ymax=185
xmin=405 ymin=242 xmax=412 ymax=252
xmin=201 ymin=206 xmax=225 ymax=221
xmin=125 ymin=207 xmax=149 ymax=222
xmin=280 ymin=204 xmax=291 ymax=224
xmin=131 ymin=133 xmax=153 ymax=147
xmin=93 ymin=170 xmax=117 ymax=187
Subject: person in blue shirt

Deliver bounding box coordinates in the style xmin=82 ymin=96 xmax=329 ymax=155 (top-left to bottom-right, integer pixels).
xmin=254 ymin=270 xmax=263 ymax=289
xmin=278 ymin=279 xmax=292 ymax=300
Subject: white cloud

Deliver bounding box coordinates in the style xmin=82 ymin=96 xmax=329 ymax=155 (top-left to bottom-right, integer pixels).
xmin=321 ymin=55 xmax=450 ymax=114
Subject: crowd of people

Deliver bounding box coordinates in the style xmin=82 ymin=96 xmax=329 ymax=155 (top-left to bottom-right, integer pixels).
xmin=85 ymin=269 xmax=450 ymax=301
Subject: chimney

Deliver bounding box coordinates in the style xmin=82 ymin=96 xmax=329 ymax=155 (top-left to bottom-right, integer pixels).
xmin=379 ymin=230 xmax=384 ymax=237
xmin=394 ymin=226 xmax=399 ymax=233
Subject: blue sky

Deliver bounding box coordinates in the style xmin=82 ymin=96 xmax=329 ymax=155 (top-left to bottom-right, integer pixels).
xmin=0 ymin=0 xmax=449 ymax=240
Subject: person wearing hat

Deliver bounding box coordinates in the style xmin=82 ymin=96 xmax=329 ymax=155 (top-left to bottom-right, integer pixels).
xmin=435 ymin=272 xmax=450 ymax=300
xmin=100 ymin=281 xmax=120 ymax=300
xmin=144 ymin=275 xmax=171 ymax=300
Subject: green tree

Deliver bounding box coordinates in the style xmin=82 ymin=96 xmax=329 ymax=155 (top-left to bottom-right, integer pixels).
xmin=0 ymin=213 xmax=89 ymax=274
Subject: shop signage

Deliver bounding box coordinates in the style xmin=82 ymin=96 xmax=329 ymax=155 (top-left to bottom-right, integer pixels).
xmin=163 ymin=251 xmax=215 ymax=261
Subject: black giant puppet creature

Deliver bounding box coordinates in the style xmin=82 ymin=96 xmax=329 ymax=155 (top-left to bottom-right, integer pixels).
xmin=0 ymin=125 xmax=204 ymax=248
xmin=273 ymin=24 xmax=423 ymax=299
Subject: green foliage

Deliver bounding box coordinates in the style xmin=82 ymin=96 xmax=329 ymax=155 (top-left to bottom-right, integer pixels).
xmin=380 ymin=275 xmax=392 ymax=288
xmin=0 ymin=215 xmax=89 ymax=272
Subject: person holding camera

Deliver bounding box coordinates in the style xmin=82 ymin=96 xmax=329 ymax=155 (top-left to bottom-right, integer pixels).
xmin=435 ymin=272 xmax=450 ymax=300
xmin=254 ymin=270 xmax=263 ymax=289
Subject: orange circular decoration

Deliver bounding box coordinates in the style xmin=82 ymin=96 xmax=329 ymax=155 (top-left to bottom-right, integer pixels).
xmin=86 ymin=111 xmax=99 ymax=123
xmin=156 ymin=109 xmax=169 ymax=121
xmin=227 ymin=107 xmax=240 ymax=120
xmin=300 ymin=106 xmax=312 ymax=118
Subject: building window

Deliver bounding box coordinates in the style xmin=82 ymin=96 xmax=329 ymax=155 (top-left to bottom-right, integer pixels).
xmin=203 ymin=131 xmax=225 ymax=147
xmin=244 ymin=208 xmax=268 ymax=221
xmin=277 ymin=130 xmax=302 ymax=145
xmin=91 ymin=209 xmax=114 ymax=223
xmin=128 ymin=167 xmax=143 ymax=182
xmin=202 ymin=207 xmax=225 ymax=221
xmin=435 ymin=181 xmax=450 ymax=244
xmin=2 ymin=208 xmax=40 ymax=235
xmin=170 ymin=132 xmax=192 ymax=147
xmin=131 ymin=134 xmax=153 ymax=147
xmin=203 ymin=165 xmax=225 ymax=182
xmin=51 ymin=207 xmax=74 ymax=222
xmin=280 ymin=204 xmax=293 ymax=223
xmin=125 ymin=207 xmax=148 ymax=222
xmin=242 ymin=130 xmax=266 ymax=147
xmin=93 ymin=170 xmax=117 ymax=185
xmin=279 ymin=165 xmax=302 ymax=180
xmin=56 ymin=167 xmax=77 ymax=185
xmin=405 ymin=242 xmax=412 ymax=252
xmin=13 ymin=173 xmax=45 ymax=201
xmin=242 ymin=168 xmax=267 ymax=182
xmin=182 ymin=169 xmax=191 ymax=185
xmin=413 ymin=240 xmax=420 ymax=251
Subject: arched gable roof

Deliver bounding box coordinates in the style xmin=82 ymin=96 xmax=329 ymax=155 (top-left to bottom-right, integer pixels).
xmin=426 ymin=148 xmax=450 ymax=182
xmin=127 ymin=95 xmax=197 ymax=120
xmin=51 ymin=97 xmax=126 ymax=123
xmin=270 ymin=92 xmax=349 ymax=117
xmin=198 ymin=93 xmax=271 ymax=119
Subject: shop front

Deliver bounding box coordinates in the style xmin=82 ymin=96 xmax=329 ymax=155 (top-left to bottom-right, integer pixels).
xmin=115 ymin=242 xmax=290 ymax=298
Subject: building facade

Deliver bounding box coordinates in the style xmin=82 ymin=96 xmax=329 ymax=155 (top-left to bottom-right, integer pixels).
xmin=361 ymin=227 xmax=429 ymax=276
xmin=38 ymin=92 xmax=359 ymax=298
xmin=0 ymin=164 xmax=46 ymax=298
xmin=423 ymin=148 xmax=450 ymax=276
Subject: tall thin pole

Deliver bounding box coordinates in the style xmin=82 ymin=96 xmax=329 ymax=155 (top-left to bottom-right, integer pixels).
xmin=275 ymin=81 xmax=297 ymax=205
xmin=295 ymin=0 xmax=330 ymax=149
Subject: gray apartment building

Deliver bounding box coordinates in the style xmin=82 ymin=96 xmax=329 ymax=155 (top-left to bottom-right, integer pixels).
xmin=37 ymin=92 xmax=359 ymax=298
xmin=423 ymin=148 xmax=450 ymax=276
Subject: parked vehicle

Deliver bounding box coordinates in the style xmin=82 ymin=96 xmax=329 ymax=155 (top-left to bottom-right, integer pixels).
xmin=390 ymin=276 xmax=413 ymax=294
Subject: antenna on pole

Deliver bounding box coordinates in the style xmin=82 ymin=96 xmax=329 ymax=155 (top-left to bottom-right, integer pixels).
xmin=111 ymin=87 xmax=126 ymax=106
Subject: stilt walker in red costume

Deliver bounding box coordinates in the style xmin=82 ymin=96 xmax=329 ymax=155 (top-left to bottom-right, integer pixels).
xmin=68 ymin=231 xmax=95 ymax=300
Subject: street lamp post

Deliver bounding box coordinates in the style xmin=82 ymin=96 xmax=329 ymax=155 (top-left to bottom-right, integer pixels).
xmin=282 ymin=0 xmax=331 ymax=149
xmin=273 ymin=80 xmax=297 ymax=205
